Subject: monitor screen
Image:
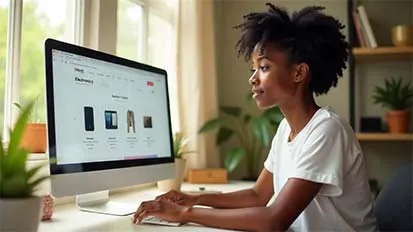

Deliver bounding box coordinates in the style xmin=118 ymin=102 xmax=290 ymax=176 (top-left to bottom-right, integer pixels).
xmin=46 ymin=39 xmax=174 ymax=175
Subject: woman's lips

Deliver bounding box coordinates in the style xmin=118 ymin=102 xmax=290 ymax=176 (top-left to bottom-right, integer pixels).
xmin=252 ymin=89 xmax=264 ymax=99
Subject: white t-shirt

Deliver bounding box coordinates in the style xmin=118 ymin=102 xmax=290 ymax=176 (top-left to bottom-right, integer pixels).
xmin=264 ymin=106 xmax=378 ymax=232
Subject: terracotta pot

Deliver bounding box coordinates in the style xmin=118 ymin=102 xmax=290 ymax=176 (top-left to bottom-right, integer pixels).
xmin=0 ymin=197 xmax=42 ymax=232
xmin=386 ymin=110 xmax=411 ymax=133
xmin=20 ymin=123 xmax=47 ymax=153
xmin=157 ymin=158 xmax=187 ymax=192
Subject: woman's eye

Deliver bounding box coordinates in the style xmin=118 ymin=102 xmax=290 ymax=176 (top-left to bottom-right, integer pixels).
xmin=259 ymin=66 xmax=269 ymax=72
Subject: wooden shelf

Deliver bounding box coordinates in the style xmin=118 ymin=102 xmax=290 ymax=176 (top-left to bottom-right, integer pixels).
xmin=357 ymin=133 xmax=413 ymax=141
xmin=352 ymin=46 xmax=413 ymax=61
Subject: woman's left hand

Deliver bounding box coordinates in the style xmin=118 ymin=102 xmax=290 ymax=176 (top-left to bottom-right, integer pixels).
xmin=133 ymin=199 xmax=189 ymax=224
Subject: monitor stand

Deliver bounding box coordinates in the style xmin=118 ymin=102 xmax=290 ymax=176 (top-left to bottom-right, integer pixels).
xmin=76 ymin=190 xmax=136 ymax=216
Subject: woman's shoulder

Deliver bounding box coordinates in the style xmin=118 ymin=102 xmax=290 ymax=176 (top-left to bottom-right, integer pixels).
xmin=309 ymin=106 xmax=356 ymax=141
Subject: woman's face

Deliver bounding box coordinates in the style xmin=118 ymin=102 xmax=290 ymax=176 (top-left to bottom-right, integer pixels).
xmin=249 ymin=45 xmax=299 ymax=109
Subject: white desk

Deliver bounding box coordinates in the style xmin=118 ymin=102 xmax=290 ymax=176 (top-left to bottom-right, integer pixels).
xmin=39 ymin=181 xmax=255 ymax=232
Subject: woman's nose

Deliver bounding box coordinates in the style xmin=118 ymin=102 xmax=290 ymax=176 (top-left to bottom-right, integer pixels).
xmin=249 ymin=70 xmax=259 ymax=86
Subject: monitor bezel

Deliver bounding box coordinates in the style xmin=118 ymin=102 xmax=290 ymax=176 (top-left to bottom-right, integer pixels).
xmin=45 ymin=38 xmax=175 ymax=175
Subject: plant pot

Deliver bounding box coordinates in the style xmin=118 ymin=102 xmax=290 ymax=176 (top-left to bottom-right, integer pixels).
xmin=386 ymin=110 xmax=411 ymax=133
xmin=0 ymin=197 xmax=42 ymax=232
xmin=157 ymin=158 xmax=187 ymax=192
xmin=20 ymin=123 xmax=47 ymax=153
xmin=392 ymin=25 xmax=413 ymax=46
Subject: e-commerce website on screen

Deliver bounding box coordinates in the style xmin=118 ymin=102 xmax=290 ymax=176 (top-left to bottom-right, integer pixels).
xmin=52 ymin=50 xmax=171 ymax=165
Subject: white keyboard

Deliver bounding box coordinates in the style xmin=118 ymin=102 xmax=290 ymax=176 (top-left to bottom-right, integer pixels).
xmin=140 ymin=216 xmax=182 ymax=227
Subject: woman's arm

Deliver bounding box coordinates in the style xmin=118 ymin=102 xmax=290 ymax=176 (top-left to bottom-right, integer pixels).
xmin=156 ymin=168 xmax=274 ymax=209
xmin=195 ymin=169 xmax=274 ymax=208
xmin=183 ymin=178 xmax=322 ymax=231
xmin=135 ymin=178 xmax=321 ymax=232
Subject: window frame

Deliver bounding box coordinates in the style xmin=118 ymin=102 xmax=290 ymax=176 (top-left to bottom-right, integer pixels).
xmin=2 ymin=0 xmax=83 ymax=142
xmin=3 ymin=0 xmax=22 ymax=141
xmin=117 ymin=0 xmax=179 ymax=132
xmin=123 ymin=0 xmax=176 ymax=64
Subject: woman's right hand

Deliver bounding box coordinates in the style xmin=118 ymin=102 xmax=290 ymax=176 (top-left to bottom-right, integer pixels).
xmin=155 ymin=190 xmax=198 ymax=207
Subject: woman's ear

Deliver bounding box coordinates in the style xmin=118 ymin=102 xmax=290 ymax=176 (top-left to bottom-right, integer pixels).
xmin=293 ymin=63 xmax=310 ymax=83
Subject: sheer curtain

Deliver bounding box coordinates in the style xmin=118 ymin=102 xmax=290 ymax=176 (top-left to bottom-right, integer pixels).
xmin=175 ymin=0 xmax=220 ymax=170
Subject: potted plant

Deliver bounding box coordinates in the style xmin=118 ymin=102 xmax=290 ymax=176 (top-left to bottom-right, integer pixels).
xmin=199 ymin=93 xmax=284 ymax=180
xmin=14 ymin=101 xmax=47 ymax=153
xmin=157 ymin=132 xmax=195 ymax=192
xmin=0 ymin=101 xmax=51 ymax=231
xmin=372 ymin=77 xmax=413 ymax=133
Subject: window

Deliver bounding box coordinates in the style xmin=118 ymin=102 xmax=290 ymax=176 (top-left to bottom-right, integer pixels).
xmin=117 ymin=0 xmax=143 ymax=62
xmin=147 ymin=12 xmax=179 ymax=133
xmin=147 ymin=12 xmax=173 ymax=71
xmin=19 ymin=0 xmax=75 ymax=123
xmin=116 ymin=0 xmax=179 ymax=132
xmin=1 ymin=0 xmax=77 ymax=139
xmin=0 ymin=0 xmax=8 ymax=135
xmin=2 ymin=0 xmax=179 ymax=142
xmin=2 ymin=0 xmax=179 ymax=196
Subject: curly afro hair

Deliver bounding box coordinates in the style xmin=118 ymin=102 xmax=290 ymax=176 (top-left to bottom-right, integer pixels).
xmin=235 ymin=3 xmax=349 ymax=96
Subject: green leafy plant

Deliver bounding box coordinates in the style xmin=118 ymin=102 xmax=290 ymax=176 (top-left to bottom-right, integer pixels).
xmin=372 ymin=77 xmax=413 ymax=110
xmin=173 ymin=132 xmax=196 ymax=159
xmin=199 ymin=93 xmax=284 ymax=179
xmin=0 ymin=101 xmax=50 ymax=198
xmin=14 ymin=99 xmax=43 ymax=123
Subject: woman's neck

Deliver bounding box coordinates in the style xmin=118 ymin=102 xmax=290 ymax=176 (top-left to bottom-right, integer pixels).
xmin=280 ymin=93 xmax=320 ymax=139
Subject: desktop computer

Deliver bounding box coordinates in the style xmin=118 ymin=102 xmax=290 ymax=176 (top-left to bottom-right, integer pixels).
xmin=44 ymin=39 xmax=175 ymax=216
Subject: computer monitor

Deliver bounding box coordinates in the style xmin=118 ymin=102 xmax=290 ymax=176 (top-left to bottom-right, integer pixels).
xmin=44 ymin=39 xmax=175 ymax=216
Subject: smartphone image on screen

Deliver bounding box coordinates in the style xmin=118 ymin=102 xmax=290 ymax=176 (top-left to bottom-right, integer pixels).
xmin=105 ymin=110 xmax=118 ymax=129
xmin=112 ymin=113 xmax=117 ymax=127
xmin=84 ymin=106 xmax=95 ymax=131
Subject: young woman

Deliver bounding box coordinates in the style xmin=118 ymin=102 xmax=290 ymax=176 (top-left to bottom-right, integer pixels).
xmin=133 ymin=3 xmax=378 ymax=231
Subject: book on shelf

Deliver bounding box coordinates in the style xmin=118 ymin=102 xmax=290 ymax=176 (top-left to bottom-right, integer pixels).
xmin=352 ymin=11 xmax=367 ymax=47
xmin=356 ymin=5 xmax=378 ymax=48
